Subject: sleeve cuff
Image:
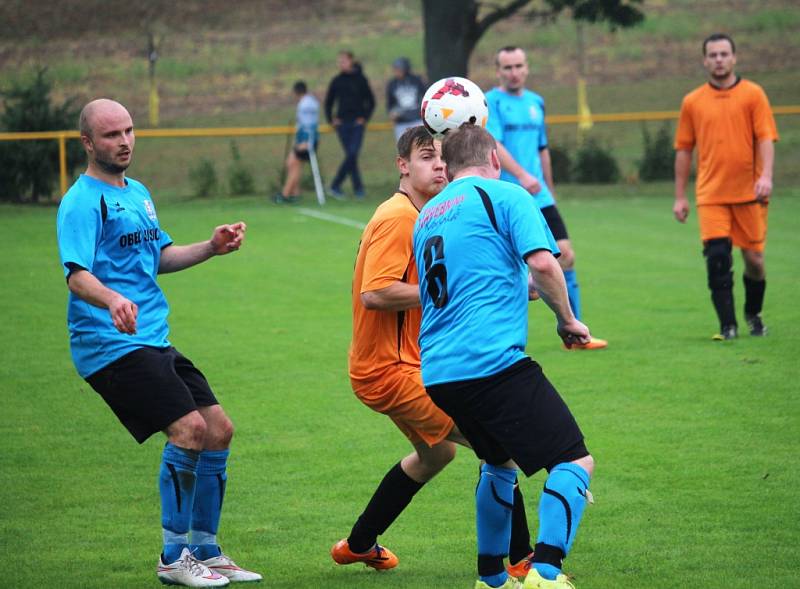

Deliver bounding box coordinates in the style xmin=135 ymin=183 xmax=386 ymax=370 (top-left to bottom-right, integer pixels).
xmin=64 ymin=262 xmax=87 ymax=282
xmin=522 ymin=247 xmax=559 ymax=260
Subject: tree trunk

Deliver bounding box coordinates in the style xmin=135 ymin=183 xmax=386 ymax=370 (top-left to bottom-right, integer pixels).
xmin=422 ymin=0 xmax=480 ymax=81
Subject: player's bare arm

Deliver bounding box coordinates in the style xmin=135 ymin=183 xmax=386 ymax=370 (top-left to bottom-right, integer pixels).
xmin=539 ymin=147 xmax=557 ymax=196
xmin=67 ymin=269 xmax=138 ymax=334
xmin=526 ymin=249 xmax=590 ymax=347
xmin=159 ymin=222 xmax=246 ymax=274
xmin=496 ymin=141 xmax=541 ymax=195
xmin=754 ymin=139 xmax=775 ymax=201
xmin=361 ymin=281 xmax=420 ymax=312
xmin=673 ymin=149 xmax=693 ymax=222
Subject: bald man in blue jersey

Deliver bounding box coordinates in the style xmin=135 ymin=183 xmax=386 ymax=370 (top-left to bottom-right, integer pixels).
xmin=56 ymin=99 xmax=261 ymax=587
xmin=413 ymin=124 xmax=595 ymax=589
xmin=486 ymin=46 xmax=606 ymax=350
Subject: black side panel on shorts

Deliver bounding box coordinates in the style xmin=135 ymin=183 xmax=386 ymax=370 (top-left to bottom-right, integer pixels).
xmin=474 ymin=186 xmax=499 ymax=234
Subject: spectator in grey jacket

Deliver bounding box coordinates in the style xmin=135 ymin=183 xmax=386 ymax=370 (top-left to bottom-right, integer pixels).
xmin=386 ymin=57 xmax=426 ymax=141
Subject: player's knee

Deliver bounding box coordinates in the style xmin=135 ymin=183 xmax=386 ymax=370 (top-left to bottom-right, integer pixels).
xmin=207 ymin=414 xmax=234 ymax=449
xmin=417 ymin=442 xmax=456 ymax=477
xmin=575 ymin=453 xmax=595 ymax=477
xmin=703 ymin=238 xmax=733 ymax=291
xmin=435 ymin=441 xmax=457 ymax=466
xmin=168 ymin=411 xmax=207 ymax=449
xmin=742 ymin=249 xmax=765 ymax=278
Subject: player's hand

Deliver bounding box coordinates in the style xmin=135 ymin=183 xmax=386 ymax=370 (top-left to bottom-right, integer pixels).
xmin=673 ymin=198 xmax=690 ymax=223
xmin=519 ymin=172 xmax=541 ymax=195
xmin=557 ymin=318 xmax=591 ymax=349
xmin=210 ymin=222 xmax=246 ymax=255
xmin=754 ymin=175 xmax=772 ymax=202
xmin=109 ymin=294 xmax=138 ymax=335
xmin=355 ymin=117 xmax=366 ymax=126
xmin=332 ymin=118 xmax=342 ymax=128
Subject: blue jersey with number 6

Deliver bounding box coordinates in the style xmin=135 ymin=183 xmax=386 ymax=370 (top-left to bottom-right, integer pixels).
xmin=413 ymin=175 xmax=559 ymax=386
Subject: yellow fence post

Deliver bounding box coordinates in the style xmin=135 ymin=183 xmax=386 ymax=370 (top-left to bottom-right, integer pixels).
xmin=58 ymin=133 xmax=68 ymax=197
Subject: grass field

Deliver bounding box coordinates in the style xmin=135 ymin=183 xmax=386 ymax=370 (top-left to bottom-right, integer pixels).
xmin=1 ymin=183 xmax=798 ymax=588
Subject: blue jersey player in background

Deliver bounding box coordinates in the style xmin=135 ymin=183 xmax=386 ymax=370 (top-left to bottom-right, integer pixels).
xmin=486 ymin=46 xmax=607 ymax=350
xmin=56 ymin=99 xmax=261 ymax=587
xmin=413 ymin=124 xmax=596 ymax=589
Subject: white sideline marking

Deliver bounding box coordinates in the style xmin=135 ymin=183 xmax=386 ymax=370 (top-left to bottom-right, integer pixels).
xmin=297 ymin=207 xmax=366 ymax=230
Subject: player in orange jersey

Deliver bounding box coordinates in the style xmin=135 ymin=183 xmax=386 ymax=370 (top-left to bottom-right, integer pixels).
xmin=674 ymin=33 xmax=778 ymax=340
xmin=332 ymin=126 xmax=534 ymax=575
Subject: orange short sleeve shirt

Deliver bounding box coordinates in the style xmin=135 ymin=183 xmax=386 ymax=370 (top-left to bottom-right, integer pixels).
xmin=349 ymin=193 xmax=421 ymax=380
xmin=675 ymin=79 xmax=778 ymax=205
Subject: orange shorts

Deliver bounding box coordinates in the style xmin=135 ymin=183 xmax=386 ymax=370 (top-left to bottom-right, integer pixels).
xmin=697 ymin=202 xmax=768 ymax=252
xmin=351 ymin=365 xmax=454 ymax=447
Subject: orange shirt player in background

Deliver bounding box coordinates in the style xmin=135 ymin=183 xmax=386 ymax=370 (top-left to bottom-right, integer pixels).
xmin=331 ymin=125 xmax=534 ymax=579
xmin=674 ymin=32 xmax=778 ymax=340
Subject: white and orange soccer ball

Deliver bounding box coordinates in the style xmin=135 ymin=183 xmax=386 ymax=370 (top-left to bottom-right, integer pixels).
xmin=420 ymin=76 xmax=489 ymax=138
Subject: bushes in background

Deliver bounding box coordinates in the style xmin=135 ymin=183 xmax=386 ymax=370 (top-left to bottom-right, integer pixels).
xmin=226 ymin=141 xmax=255 ymax=196
xmin=638 ymin=122 xmax=674 ymax=181
xmin=572 ymin=138 xmax=620 ymax=184
xmin=0 ymin=68 xmax=82 ymax=202
xmin=189 ymin=158 xmax=218 ymax=197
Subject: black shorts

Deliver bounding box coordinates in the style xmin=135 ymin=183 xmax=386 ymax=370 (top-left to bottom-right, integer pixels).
xmin=293 ymin=147 xmax=310 ymax=161
xmin=293 ymin=140 xmax=318 ymax=162
xmin=426 ymin=357 xmax=587 ymax=476
xmin=85 ymin=346 xmax=218 ymax=444
xmin=540 ymin=205 xmax=569 ymax=241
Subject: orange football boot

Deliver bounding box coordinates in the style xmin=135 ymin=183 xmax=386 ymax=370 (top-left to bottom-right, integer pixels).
xmin=564 ymin=336 xmax=608 ymax=351
xmin=330 ymin=539 xmax=398 ymax=570
xmin=506 ymin=551 xmax=534 ymax=578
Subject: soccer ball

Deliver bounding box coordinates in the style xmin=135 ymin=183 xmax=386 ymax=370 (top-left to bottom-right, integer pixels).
xmin=420 ymin=77 xmax=488 ymax=138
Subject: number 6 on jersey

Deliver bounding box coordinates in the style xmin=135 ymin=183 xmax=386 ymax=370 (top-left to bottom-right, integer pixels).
xmin=422 ymin=235 xmax=449 ymax=308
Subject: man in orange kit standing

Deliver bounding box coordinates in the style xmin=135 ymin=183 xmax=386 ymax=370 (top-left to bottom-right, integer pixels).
xmin=674 ymin=33 xmax=778 ymax=340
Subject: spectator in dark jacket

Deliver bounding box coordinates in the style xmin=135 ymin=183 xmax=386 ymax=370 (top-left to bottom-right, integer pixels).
xmin=324 ymin=50 xmax=375 ymax=200
xmin=386 ymin=57 xmax=426 ymax=141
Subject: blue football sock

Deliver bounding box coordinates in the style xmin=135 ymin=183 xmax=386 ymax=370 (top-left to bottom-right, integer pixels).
xmin=190 ymin=449 xmax=229 ymax=560
xmin=476 ymin=463 xmax=517 ymax=587
xmin=533 ymin=463 xmax=591 ymax=580
xmin=563 ymin=269 xmax=582 ymax=321
xmin=160 ymin=443 xmax=200 ymax=563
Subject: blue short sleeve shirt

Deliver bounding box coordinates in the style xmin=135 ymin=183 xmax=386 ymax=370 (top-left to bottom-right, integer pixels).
xmin=413 ymin=176 xmax=559 ymax=386
xmin=485 ymin=87 xmax=554 ymax=209
xmin=56 ymin=175 xmax=173 ymax=377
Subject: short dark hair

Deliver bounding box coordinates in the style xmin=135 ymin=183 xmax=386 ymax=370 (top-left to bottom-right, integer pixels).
xmin=441 ymin=124 xmax=496 ymax=176
xmin=397 ymin=125 xmax=435 ymax=160
xmin=703 ymin=33 xmax=735 ymax=55
xmin=293 ymin=80 xmax=307 ymax=94
xmin=495 ymin=45 xmax=523 ymax=66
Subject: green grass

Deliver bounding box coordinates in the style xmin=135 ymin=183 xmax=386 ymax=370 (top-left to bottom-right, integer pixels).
xmin=1 ymin=183 xmax=798 ymax=588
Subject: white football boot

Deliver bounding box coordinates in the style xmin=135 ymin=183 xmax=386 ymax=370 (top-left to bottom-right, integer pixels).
xmin=157 ymin=547 xmax=230 ymax=587
xmin=198 ymin=552 xmax=263 ymax=583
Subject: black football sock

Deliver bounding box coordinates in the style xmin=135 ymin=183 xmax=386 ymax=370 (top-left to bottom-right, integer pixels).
xmin=711 ymin=288 xmax=737 ymax=329
xmin=743 ymin=275 xmax=766 ymax=317
xmin=347 ymin=462 xmax=424 ymax=553
xmin=509 ymin=484 xmax=533 ymax=564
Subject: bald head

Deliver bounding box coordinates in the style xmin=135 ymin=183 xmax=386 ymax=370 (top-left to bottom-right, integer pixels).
xmin=79 ymin=99 xmax=131 ymax=140
xmin=79 ymin=99 xmax=135 ymax=180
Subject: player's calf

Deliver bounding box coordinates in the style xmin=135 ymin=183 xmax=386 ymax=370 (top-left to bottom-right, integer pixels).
xmin=531 ymin=456 xmax=593 ymax=583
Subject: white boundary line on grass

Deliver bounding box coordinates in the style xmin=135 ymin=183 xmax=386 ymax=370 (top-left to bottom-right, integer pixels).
xmin=297 ymin=207 xmax=366 ymax=230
